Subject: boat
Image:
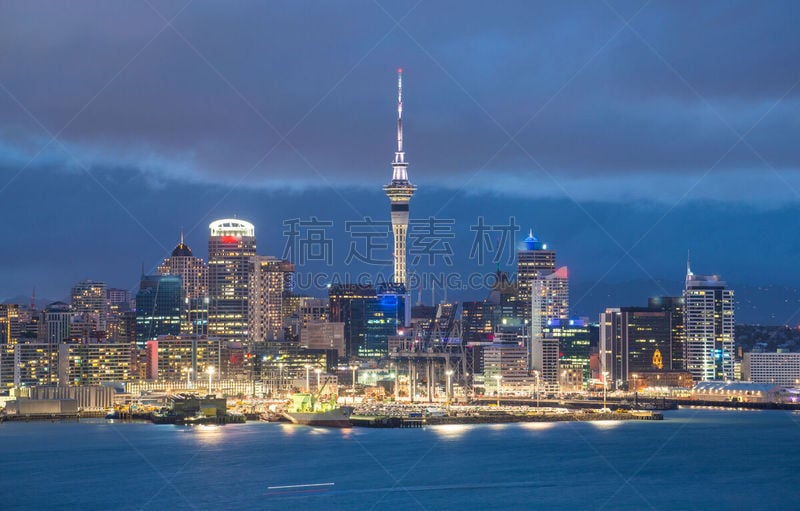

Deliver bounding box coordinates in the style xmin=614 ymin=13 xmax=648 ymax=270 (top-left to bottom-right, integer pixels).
xmin=282 ymin=393 xmax=353 ymax=428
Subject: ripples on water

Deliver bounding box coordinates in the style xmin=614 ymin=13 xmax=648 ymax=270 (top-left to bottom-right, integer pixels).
xmin=1 ymin=409 xmax=797 ymax=510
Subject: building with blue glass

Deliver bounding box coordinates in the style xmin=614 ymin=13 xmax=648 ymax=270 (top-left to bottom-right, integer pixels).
xmin=135 ymin=274 xmax=183 ymax=348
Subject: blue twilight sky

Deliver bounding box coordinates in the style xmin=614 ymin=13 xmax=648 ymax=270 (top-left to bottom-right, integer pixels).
xmin=1 ymin=1 xmax=799 ymax=324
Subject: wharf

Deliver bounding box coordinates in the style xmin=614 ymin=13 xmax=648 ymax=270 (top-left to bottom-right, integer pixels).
xmin=351 ymin=410 xmax=662 ymax=428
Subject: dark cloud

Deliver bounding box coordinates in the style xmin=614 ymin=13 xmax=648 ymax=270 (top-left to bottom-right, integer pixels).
xmin=1 ymin=1 xmax=799 ymax=198
xmin=0 ymin=1 xmax=799 ymax=323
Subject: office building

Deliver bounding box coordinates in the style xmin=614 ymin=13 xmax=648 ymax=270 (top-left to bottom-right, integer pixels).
xmin=517 ymin=230 xmax=556 ymax=322
xmin=743 ymin=352 xmax=800 ymax=386
xmin=208 ymin=219 xmax=257 ymax=344
xmin=58 ymin=343 xmax=133 ymax=385
xmin=684 ymin=264 xmax=735 ymax=381
xmin=145 ymin=336 xmax=222 ymax=382
xmin=71 ymin=280 xmax=108 ymax=332
xmin=648 ymin=296 xmax=686 ymax=370
xmin=159 ymin=232 xmax=209 ymax=335
xmin=248 ymin=256 xmax=294 ymax=344
xmin=483 ymin=332 xmax=532 ymax=394
xmin=135 ymin=274 xmax=183 ymax=348
xmin=10 ymin=343 xmax=58 ymax=387
xmin=329 ymin=283 xmax=405 ymax=359
xmin=300 ymin=321 xmax=346 ymax=357
xmin=545 ymin=318 xmax=592 ymax=386
xmin=42 ymin=301 xmax=71 ymax=345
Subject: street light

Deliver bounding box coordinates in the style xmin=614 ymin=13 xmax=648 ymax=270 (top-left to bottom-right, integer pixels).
xmin=207 ymin=366 xmax=215 ymax=395
xmin=278 ymin=363 xmax=284 ymax=398
xmin=315 ymin=368 xmax=322 ymax=390
xmin=350 ymin=365 xmax=358 ymax=405
xmin=632 ymin=373 xmax=638 ymax=407
xmin=186 ymin=367 xmax=193 ymax=389
xmin=602 ymin=370 xmax=609 ymax=410
xmin=445 ymin=369 xmax=454 ymax=407
xmin=492 ymin=375 xmax=502 ymax=406
xmin=532 ymin=370 xmax=540 ymax=409
xmin=304 ymin=364 xmax=311 ymax=393
xmin=391 ymin=363 xmax=398 ymax=401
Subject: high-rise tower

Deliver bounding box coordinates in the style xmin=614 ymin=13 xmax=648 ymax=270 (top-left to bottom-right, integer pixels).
xmin=207 ymin=219 xmax=256 ymax=345
xmin=384 ymin=68 xmax=416 ymax=287
xmin=517 ymin=229 xmax=556 ymax=322
xmin=683 ymin=259 xmax=734 ymax=382
xmin=159 ymin=232 xmax=209 ymax=335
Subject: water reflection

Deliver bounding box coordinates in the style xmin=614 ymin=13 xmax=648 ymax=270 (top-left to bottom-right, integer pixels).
xmin=430 ymin=424 xmax=471 ymax=439
xmin=194 ymin=424 xmax=223 ymax=445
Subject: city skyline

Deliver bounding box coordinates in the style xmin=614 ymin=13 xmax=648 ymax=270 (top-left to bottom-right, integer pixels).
xmin=2 ymin=2 xmax=800 ymax=324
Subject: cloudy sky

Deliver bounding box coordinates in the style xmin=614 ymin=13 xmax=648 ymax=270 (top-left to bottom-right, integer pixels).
xmin=1 ymin=1 xmax=799 ymax=323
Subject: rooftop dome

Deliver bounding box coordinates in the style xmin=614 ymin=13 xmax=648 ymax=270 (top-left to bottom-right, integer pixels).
xmin=523 ymin=229 xmax=545 ymax=251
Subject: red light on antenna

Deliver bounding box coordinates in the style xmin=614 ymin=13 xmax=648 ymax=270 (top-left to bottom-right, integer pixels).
xmin=397 ymin=67 xmax=403 ymax=73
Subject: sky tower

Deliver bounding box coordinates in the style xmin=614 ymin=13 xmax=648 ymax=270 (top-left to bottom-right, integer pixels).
xmin=384 ymin=68 xmax=416 ymax=287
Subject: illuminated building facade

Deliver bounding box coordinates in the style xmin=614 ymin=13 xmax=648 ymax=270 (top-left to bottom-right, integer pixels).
xmin=135 ymin=274 xmax=183 ymax=348
xmin=329 ymin=283 xmax=405 ymax=358
xmin=11 ymin=343 xmax=58 ymax=386
xmin=599 ymin=307 xmax=674 ymax=388
xmin=648 ymin=296 xmax=686 ymax=371
xmin=484 ymin=332 xmax=532 ymax=394
xmin=684 ymin=266 xmax=735 ymax=382
xmin=300 ymin=321 xmax=345 ymax=357
xmin=0 ymin=304 xmax=21 ymax=381
xmin=145 ymin=336 xmax=222 ymax=382
xmin=248 ymin=256 xmax=294 ymax=344
xmin=59 ymin=343 xmax=133 ymax=385
xmin=516 ymin=230 xmax=556 ymax=322
xmin=208 ymin=219 xmax=256 ymax=344
xmin=159 ymin=233 xmax=209 ymax=335
xmin=71 ymin=280 xmax=108 ymax=332
xmin=42 ymin=302 xmax=71 ymax=381
xmin=545 ymin=318 xmax=592 ymax=384
xmin=742 ymin=352 xmax=800 ymax=386
xmin=530 ymin=267 xmax=569 ymax=382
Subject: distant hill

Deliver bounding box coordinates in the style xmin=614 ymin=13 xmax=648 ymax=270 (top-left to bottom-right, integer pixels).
xmin=2 ymin=295 xmax=65 ymax=309
xmin=571 ymin=280 xmax=800 ymax=326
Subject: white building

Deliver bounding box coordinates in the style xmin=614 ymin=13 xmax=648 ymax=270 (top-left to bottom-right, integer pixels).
xmin=743 ymin=352 xmax=800 ymax=386
xmin=484 ymin=332 xmax=532 ymax=394
xmin=248 ymin=256 xmax=294 ymax=343
xmin=71 ymin=280 xmax=108 ymax=331
xmin=684 ymin=266 xmax=734 ymax=382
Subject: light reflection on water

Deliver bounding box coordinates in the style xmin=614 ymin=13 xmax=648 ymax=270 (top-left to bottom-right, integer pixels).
xmin=1 ymin=410 xmax=797 ymax=511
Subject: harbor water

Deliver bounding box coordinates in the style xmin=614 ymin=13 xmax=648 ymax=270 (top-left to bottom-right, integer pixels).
xmin=1 ymin=408 xmax=797 ymax=510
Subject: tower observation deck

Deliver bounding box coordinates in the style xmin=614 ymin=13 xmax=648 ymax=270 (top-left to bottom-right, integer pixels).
xmin=384 ymin=68 xmax=416 ymax=287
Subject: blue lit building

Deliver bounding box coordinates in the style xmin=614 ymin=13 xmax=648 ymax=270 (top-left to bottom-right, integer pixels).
xmin=135 ymin=274 xmax=183 ymax=348
xmin=329 ymin=283 xmax=405 ymax=359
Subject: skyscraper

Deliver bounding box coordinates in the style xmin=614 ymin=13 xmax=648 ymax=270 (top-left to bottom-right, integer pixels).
xmin=135 ymin=274 xmax=183 ymax=348
xmin=517 ymin=230 xmax=556 ymax=322
xmin=530 ymin=267 xmax=569 ymax=389
xmin=71 ymin=280 xmax=108 ymax=331
xmin=384 ymin=68 xmax=416 ymax=287
xmin=43 ymin=302 xmax=72 ymax=345
xmin=684 ymin=263 xmax=735 ymax=382
xmin=159 ymin=232 xmax=209 ymax=335
xmin=208 ymin=219 xmax=257 ymax=344
xmin=599 ymin=307 xmax=674 ymax=386
xmin=248 ymin=255 xmax=294 ymax=344
xmin=530 ymin=267 xmax=569 ymax=338
xmin=329 ymin=283 xmax=403 ymax=359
